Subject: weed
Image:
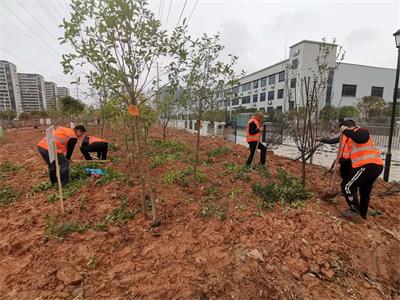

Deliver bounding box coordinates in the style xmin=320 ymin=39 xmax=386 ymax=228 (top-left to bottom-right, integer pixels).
xmin=111 ymin=157 xmax=122 ymax=163
xmin=106 ymin=197 xmax=136 ymax=226
xmin=252 ymin=169 xmax=312 ymax=210
xmin=96 ymin=168 xmax=129 ymax=186
xmin=44 ymin=214 xmax=88 ymax=241
xmin=200 ymin=201 xmax=227 ymax=221
xmin=207 ymin=146 xmax=232 ymax=157
xmin=225 ymin=163 xmax=251 ymax=182
xmin=203 ymin=184 xmax=221 ymax=200
xmin=93 ymin=222 xmax=108 ymax=231
xmin=163 ymin=167 xmax=207 ymax=187
xmin=0 ymin=187 xmax=20 ymax=205
xmin=33 ymin=181 xmax=53 ymax=192
xmin=149 ymin=139 xmax=186 ymax=169
xmin=0 ymin=161 xmax=24 ymax=173
xmin=255 ymin=165 xmax=270 ymax=178
xmin=108 ymin=143 xmax=119 ymax=151
xmin=202 ymin=158 xmax=214 ymax=166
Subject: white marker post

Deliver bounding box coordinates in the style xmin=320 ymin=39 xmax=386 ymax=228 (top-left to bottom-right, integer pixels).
xmin=46 ymin=126 xmax=64 ymax=213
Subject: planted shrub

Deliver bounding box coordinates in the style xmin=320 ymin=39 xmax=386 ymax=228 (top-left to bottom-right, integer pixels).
xmin=252 ymin=169 xmax=312 ymax=209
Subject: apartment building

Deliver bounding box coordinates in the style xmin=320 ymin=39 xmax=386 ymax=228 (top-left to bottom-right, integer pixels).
xmin=0 ymin=60 xmax=23 ymax=115
xmin=18 ymin=73 xmax=46 ymax=112
xmin=217 ymin=40 xmax=399 ymax=113
xmin=44 ymin=81 xmax=58 ymax=109
xmin=57 ymin=86 xmax=70 ymax=98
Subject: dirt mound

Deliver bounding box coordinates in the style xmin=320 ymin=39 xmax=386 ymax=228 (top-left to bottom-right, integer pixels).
xmin=0 ymin=127 xmax=399 ymax=299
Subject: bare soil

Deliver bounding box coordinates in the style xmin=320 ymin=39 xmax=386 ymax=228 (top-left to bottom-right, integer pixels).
xmin=0 ymin=127 xmax=399 ymax=299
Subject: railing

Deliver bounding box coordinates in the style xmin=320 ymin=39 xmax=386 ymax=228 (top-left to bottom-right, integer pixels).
xmin=358 ymin=124 xmax=400 ymax=150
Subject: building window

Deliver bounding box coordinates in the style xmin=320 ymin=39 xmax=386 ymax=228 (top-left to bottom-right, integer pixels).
xmin=260 ymin=92 xmax=266 ymax=102
xmin=269 ymin=75 xmax=275 ymax=85
xmin=278 ymin=71 xmax=285 ymax=82
xmin=232 ymin=86 xmax=239 ymax=94
xmin=253 ymin=94 xmax=258 ymax=102
xmin=253 ymin=80 xmax=258 ymax=89
xmin=260 ymin=77 xmax=267 ymax=87
xmin=241 ymin=96 xmax=251 ymax=104
xmin=371 ymin=86 xmax=384 ymax=98
xmin=276 ymin=106 xmax=283 ymax=113
xmin=342 ymin=84 xmax=357 ymax=97
xmin=267 ymin=107 xmax=274 ymax=113
xmin=290 ymin=78 xmax=296 ymax=88
xmin=268 ymin=91 xmax=274 ymax=100
xmin=289 ymin=101 xmax=295 ymax=109
xmin=277 ymin=89 xmax=284 ymax=99
xmin=292 ymin=58 xmax=298 ymax=69
xmin=231 ymin=98 xmax=239 ymax=106
xmin=242 ymin=82 xmax=251 ymax=92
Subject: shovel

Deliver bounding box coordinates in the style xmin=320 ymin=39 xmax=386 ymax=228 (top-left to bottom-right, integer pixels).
xmin=322 ymin=134 xmax=343 ymax=201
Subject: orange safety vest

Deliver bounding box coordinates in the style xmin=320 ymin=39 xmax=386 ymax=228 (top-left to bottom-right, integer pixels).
xmin=348 ymin=128 xmax=383 ymax=168
xmin=339 ymin=135 xmax=350 ymax=159
xmin=37 ymin=127 xmax=77 ymax=154
xmin=88 ymin=136 xmax=107 ymax=144
xmin=246 ymin=117 xmax=261 ymax=143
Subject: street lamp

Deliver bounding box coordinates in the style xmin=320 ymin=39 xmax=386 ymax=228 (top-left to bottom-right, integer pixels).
xmin=383 ymin=29 xmax=400 ymax=182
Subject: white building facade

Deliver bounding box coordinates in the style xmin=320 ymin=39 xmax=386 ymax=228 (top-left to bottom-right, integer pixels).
xmin=217 ymin=40 xmax=399 ymax=113
xmin=0 ymin=60 xmax=23 ymax=115
xmin=44 ymin=81 xmax=58 ymax=109
xmin=18 ymin=73 xmax=46 ymax=112
xmin=57 ymin=86 xmax=70 ymax=98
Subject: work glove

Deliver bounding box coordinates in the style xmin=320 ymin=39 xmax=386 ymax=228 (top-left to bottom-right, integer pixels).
xmin=339 ymin=126 xmax=348 ymax=133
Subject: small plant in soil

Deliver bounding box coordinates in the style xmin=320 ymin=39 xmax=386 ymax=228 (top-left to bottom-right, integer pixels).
xmin=0 ymin=186 xmax=20 ymax=205
xmin=206 ymin=146 xmax=232 ymax=157
xmin=163 ymin=167 xmax=207 ymax=187
xmin=200 ymin=201 xmax=228 ymax=221
xmin=105 ymin=197 xmax=136 ymax=226
xmin=44 ymin=214 xmax=88 ymax=241
xmin=96 ymin=167 xmax=129 ymax=186
xmin=0 ymin=161 xmax=24 ymax=173
xmin=108 ymin=143 xmax=119 ymax=151
xmin=33 ymin=181 xmax=53 ymax=192
xmin=225 ymin=163 xmax=250 ymax=182
xmin=203 ymin=184 xmax=221 ymax=200
xmin=149 ymin=139 xmax=186 ymax=169
xmin=93 ymin=222 xmax=107 ymax=231
xmin=252 ymin=169 xmax=312 ymax=210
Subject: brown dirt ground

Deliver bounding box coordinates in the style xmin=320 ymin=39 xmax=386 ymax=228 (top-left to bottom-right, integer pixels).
xmin=0 ymin=127 xmax=399 ymax=299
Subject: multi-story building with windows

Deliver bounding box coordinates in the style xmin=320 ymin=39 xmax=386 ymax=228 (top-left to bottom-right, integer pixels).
xmin=57 ymin=86 xmax=70 ymax=98
xmin=0 ymin=60 xmax=23 ymax=115
xmin=18 ymin=73 xmax=46 ymax=112
xmin=217 ymin=40 xmax=399 ymax=114
xmin=44 ymin=81 xmax=58 ymax=109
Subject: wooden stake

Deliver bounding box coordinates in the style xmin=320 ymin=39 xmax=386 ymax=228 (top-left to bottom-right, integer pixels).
xmin=52 ymin=140 xmax=64 ymax=213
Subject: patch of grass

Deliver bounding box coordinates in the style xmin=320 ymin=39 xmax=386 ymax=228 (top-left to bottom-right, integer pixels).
xmin=163 ymin=167 xmax=207 ymax=187
xmin=105 ymin=197 xmax=136 ymax=226
xmin=96 ymin=167 xmax=129 ymax=186
xmin=149 ymin=139 xmax=187 ymax=169
xmin=203 ymin=184 xmax=221 ymax=200
xmin=225 ymin=163 xmax=251 ymax=182
xmin=202 ymin=158 xmax=214 ymax=166
xmin=33 ymin=181 xmax=53 ymax=192
xmin=0 ymin=161 xmax=24 ymax=173
xmin=200 ymin=201 xmax=228 ymax=221
xmin=207 ymin=146 xmax=232 ymax=157
xmin=44 ymin=214 xmax=88 ymax=241
xmin=228 ymin=188 xmax=246 ymax=211
xmin=0 ymin=187 xmax=20 ymax=205
xmin=93 ymin=222 xmax=107 ymax=231
xmin=252 ymin=169 xmax=312 ymax=210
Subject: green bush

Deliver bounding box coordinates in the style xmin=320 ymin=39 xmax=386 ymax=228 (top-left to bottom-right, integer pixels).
xmin=0 ymin=187 xmax=20 ymax=205
xmin=207 ymin=146 xmax=232 ymax=157
xmin=252 ymin=169 xmax=312 ymax=210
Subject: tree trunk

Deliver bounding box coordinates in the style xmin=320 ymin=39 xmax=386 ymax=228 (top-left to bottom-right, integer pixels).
xmin=194 ymin=118 xmax=201 ymax=175
xmin=123 ymin=120 xmax=129 ymax=151
xmin=301 ymin=157 xmax=306 ymax=186
xmin=163 ymin=124 xmax=166 ymax=142
xmin=131 ymin=119 xmax=148 ymax=218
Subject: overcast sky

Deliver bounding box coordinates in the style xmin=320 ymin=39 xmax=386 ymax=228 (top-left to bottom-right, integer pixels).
xmin=1 ymin=0 xmax=399 ymax=105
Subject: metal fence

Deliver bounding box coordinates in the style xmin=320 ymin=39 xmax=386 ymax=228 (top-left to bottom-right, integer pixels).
xmin=358 ymin=124 xmax=400 ymax=150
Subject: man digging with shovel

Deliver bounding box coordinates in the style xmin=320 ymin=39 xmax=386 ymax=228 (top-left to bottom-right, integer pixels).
xmin=245 ymin=111 xmax=266 ymax=168
xmin=318 ymin=120 xmax=383 ymax=220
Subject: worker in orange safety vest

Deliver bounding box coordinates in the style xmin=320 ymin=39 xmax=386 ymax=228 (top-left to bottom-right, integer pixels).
xmin=37 ymin=125 xmax=86 ymax=186
xmin=245 ymin=111 xmax=266 ymax=166
xmin=339 ymin=121 xmax=383 ymax=219
xmin=80 ymin=134 xmax=109 ymax=160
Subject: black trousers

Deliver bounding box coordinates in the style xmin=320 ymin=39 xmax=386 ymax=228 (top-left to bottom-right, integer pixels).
xmin=37 ymin=146 xmax=70 ymax=186
xmin=246 ymin=141 xmax=266 ymax=166
xmin=341 ymin=163 xmax=383 ymax=219
xmin=80 ymin=142 xmax=108 ymax=160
